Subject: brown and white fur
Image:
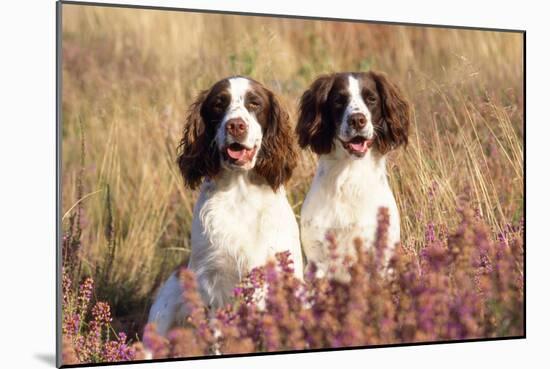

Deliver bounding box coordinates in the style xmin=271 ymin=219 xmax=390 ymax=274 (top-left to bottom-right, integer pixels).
xmin=296 ymin=71 xmax=410 ymax=278
xmin=148 ymin=76 xmax=303 ymax=336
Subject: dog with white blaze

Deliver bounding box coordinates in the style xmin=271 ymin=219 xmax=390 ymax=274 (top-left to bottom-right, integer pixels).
xmin=296 ymin=71 xmax=411 ymax=279
xmin=147 ymin=76 xmax=303 ymax=336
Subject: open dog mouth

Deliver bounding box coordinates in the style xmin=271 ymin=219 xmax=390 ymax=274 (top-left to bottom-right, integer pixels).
xmin=339 ymin=136 xmax=374 ymax=156
xmin=223 ymin=143 xmax=257 ymax=166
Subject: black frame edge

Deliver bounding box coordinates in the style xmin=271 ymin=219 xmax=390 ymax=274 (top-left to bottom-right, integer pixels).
xmin=522 ymin=30 xmax=526 ymax=339
xmin=56 ymin=1 xmax=63 ymax=368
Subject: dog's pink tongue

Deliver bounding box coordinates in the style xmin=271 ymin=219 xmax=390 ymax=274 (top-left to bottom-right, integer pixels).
xmin=350 ymin=140 xmax=368 ymax=153
xmin=227 ymin=146 xmax=247 ymax=160
xmin=227 ymin=146 xmax=254 ymax=161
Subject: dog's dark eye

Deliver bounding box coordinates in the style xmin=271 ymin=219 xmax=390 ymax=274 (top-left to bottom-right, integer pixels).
xmin=247 ymin=100 xmax=262 ymax=111
xmin=213 ymin=96 xmax=228 ymax=111
xmin=364 ymin=91 xmax=377 ymax=104
xmin=334 ymin=94 xmax=348 ymax=107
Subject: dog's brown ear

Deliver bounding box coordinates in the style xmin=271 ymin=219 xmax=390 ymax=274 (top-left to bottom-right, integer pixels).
xmin=369 ymin=71 xmax=411 ymax=154
xmin=177 ymin=90 xmax=220 ymax=189
xmin=296 ymin=74 xmax=336 ymax=155
xmin=255 ymin=91 xmax=298 ymax=191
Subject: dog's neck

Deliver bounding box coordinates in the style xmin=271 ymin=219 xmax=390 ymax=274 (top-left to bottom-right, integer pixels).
xmin=316 ymin=143 xmax=389 ymax=192
xmin=205 ymin=168 xmax=279 ymax=195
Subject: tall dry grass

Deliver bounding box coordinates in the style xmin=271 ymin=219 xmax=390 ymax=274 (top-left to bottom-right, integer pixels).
xmin=61 ymin=4 xmax=523 ymax=337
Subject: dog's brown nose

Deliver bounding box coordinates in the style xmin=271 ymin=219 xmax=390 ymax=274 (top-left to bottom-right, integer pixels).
xmin=348 ymin=113 xmax=367 ymax=130
xmin=226 ymin=118 xmax=247 ymax=140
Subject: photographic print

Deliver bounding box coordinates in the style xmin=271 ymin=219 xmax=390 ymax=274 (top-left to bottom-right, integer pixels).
xmin=58 ymin=1 xmax=525 ymax=366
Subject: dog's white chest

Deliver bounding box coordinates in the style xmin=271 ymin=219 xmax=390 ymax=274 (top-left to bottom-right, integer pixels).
xmin=189 ymin=177 xmax=301 ymax=307
xmin=202 ymin=184 xmax=270 ymax=256
xmin=300 ymin=156 xmax=400 ymax=274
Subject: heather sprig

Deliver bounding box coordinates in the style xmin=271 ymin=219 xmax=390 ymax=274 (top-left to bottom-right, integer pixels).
xmin=61 ymin=268 xmax=137 ymax=364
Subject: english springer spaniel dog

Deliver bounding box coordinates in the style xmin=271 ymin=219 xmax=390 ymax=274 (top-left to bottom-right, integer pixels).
xmin=148 ymin=76 xmax=303 ymax=336
xmin=296 ymin=71 xmax=410 ymax=278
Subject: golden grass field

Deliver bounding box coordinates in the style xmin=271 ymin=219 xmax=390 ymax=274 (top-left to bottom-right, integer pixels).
xmin=61 ymin=4 xmax=524 ymax=337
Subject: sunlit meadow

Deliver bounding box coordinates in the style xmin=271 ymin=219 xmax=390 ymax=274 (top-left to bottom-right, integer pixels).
xmin=60 ymin=4 xmax=524 ymax=365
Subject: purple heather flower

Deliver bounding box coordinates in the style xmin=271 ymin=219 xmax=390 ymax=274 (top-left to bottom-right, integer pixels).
xmin=425 ymin=222 xmax=436 ymax=243
xmin=77 ymin=277 xmax=94 ymax=315
xmin=91 ymin=302 xmax=113 ymax=326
